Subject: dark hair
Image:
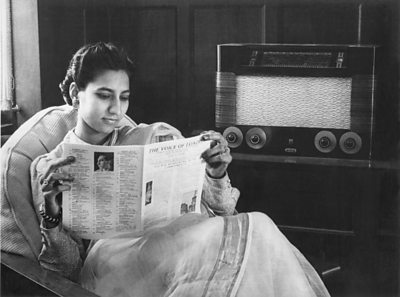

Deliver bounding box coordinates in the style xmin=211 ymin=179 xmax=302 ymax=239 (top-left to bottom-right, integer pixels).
xmin=59 ymin=42 xmax=135 ymax=105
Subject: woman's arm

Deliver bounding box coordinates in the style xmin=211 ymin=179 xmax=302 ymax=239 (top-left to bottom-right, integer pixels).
xmin=31 ymin=148 xmax=85 ymax=282
xmin=200 ymin=131 xmax=240 ymax=216
xmin=39 ymin=222 xmax=85 ymax=282
xmin=201 ymin=173 xmax=240 ymax=216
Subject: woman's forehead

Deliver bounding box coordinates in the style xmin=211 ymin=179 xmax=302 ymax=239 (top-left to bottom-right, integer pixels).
xmin=89 ymin=70 xmax=130 ymax=90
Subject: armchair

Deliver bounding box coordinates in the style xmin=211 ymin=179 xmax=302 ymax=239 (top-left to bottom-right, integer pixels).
xmin=1 ymin=105 xmax=136 ymax=296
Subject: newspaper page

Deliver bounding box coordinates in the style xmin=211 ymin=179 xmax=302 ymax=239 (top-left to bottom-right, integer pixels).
xmin=62 ymin=136 xmax=211 ymax=239
xmin=141 ymin=136 xmax=211 ymax=228
xmin=63 ymin=144 xmax=144 ymax=239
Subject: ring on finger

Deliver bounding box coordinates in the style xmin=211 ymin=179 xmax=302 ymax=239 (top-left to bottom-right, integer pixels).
xmin=53 ymin=180 xmax=62 ymax=187
xmin=42 ymin=178 xmax=50 ymax=186
xmin=41 ymin=177 xmax=61 ymax=188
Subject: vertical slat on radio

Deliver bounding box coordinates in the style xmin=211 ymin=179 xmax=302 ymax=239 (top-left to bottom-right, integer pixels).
xmin=215 ymin=72 xmax=237 ymax=127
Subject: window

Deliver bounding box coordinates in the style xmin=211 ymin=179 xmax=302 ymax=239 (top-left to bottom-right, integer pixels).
xmin=0 ymin=0 xmax=14 ymax=112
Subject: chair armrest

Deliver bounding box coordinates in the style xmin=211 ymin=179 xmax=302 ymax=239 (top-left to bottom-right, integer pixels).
xmin=1 ymin=251 xmax=99 ymax=297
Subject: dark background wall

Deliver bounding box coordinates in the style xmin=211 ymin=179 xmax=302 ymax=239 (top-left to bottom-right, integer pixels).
xmin=36 ymin=0 xmax=399 ymax=296
xmin=37 ymin=0 xmax=399 ymax=135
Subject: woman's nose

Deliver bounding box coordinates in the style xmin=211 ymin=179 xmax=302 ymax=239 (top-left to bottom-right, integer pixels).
xmin=109 ymin=98 xmax=122 ymax=115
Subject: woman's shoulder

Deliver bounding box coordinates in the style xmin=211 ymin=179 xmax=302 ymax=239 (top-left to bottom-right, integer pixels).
xmin=32 ymin=130 xmax=75 ymax=172
xmin=115 ymin=123 xmax=183 ymax=146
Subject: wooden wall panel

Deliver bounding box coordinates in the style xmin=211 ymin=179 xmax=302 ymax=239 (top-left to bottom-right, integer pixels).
xmin=111 ymin=8 xmax=178 ymax=126
xmin=85 ymin=6 xmax=112 ymax=43
xmin=39 ymin=4 xmax=178 ymax=127
xmin=37 ymin=0 xmax=398 ymax=135
xmin=278 ymin=3 xmax=359 ymax=44
xmin=38 ymin=0 xmax=85 ymax=108
xmin=192 ymin=6 xmax=264 ymax=131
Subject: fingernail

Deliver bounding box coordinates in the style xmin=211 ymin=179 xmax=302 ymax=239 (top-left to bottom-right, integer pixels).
xmin=67 ymin=156 xmax=75 ymax=161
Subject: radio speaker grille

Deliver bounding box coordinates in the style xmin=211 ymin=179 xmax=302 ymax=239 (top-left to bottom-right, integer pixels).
xmin=236 ymin=75 xmax=352 ymax=129
xmin=216 ymin=73 xmax=352 ymax=129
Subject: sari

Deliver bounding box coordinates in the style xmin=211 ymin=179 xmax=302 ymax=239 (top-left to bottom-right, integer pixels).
xmin=80 ymin=212 xmax=330 ymax=297
xmin=32 ymin=122 xmax=330 ymax=297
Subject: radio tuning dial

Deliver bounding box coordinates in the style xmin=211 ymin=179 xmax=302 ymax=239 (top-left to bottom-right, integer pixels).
xmin=319 ymin=137 xmax=331 ymax=149
xmin=226 ymin=133 xmax=237 ymax=143
xmin=343 ymin=138 xmax=356 ymax=150
xmin=223 ymin=126 xmax=243 ymax=149
xmin=250 ymin=135 xmax=260 ymax=144
xmin=314 ymin=131 xmax=337 ymax=153
xmin=245 ymin=127 xmax=270 ymax=149
xmin=339 ymin=132 xmax=362 ymax=154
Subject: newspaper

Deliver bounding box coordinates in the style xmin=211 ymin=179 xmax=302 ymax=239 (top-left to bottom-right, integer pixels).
xmin=62 ymin=135 xmax=211 ymax=239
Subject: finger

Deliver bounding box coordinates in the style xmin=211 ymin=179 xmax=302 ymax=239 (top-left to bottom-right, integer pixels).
xmin=40 ymin=172 xmax=74 ymax=186
xmin=43 ymin=184 xmax=70 ymax=194
xmin=46 ymin=172 xmax=74 ymax=183
xmin=43 ymin=184 xmax=72 ymax=195
xmin=42 ymin=185 xmax=71 ymax=204
xmin=200 ymin=131 xmax=218 ymax=140
xmin=200 ymin=131 xmax=223 ymax=139
xmin=55 ymin=184 xmax=72 ymax=192
xmin=41 ymin=172 xmax=74 ymax=191
xmin=200 ymin=130 xmax=216 ymax=135
xmin=205 ymin=153 xmax=232 ymax=167
xmin=42 ymin=156 xmax=75 ymax=180
xmin=201 ymin=132 xmax=228 ymax=147
xmin=203 ymin=154 xmax=232 ymax=169
xmin=201 ymin=143 xmax=229 ymax=160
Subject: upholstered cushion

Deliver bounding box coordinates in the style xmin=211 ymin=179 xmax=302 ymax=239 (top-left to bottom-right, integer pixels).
xmin=1 ymin=105 xmax=136 ymax=260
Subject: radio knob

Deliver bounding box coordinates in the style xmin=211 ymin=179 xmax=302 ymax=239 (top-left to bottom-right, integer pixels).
xmin=250 ymin=135 xmax=260 ymax=144
xmin=226 ymin=133 xmax=237 ymax=143
xmin=223 ymin=126 xmax=243 ymax=149
xmin=339 ymin=132 xmax=362 ymax=154
xmin=314 ymin=131 xmax=337 ymax=153
xmin=319 ymin=137 xmax=331 ymax=149
xmin=343 ymin=138 xmax=356 ymax=150
xmin=245 ymin=127 xmax=268 ymax=150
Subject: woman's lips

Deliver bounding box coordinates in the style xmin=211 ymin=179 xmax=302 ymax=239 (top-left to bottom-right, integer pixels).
xmin=103 ymin=118 xmax=119 ymax=124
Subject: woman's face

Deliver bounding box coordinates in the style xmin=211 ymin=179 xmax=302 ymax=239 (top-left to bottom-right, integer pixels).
xmin=75 ymin=70 xmax=130 ymax=144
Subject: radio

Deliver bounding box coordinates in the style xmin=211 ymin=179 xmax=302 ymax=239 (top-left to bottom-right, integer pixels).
xmin=216 ymin=43 xmax=380 ymax=161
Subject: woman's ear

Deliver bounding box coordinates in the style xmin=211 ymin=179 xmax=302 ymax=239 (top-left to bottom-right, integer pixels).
xmin=69 ymin=82 xmax=80 ymax=109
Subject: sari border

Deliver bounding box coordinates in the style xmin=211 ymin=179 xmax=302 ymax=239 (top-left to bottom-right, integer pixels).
xmin=229 ymin=213 xmax=252 ymax=297
xmin=201 ymin=213 xmax=251 ymax=297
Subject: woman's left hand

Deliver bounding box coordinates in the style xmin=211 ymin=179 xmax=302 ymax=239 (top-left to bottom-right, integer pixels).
xmin=200 ymin=130 xmax=232 ymax=178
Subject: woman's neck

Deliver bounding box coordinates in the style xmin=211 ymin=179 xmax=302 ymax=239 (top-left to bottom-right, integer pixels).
xmin=75 ymin=120 xmax=110 ymax=145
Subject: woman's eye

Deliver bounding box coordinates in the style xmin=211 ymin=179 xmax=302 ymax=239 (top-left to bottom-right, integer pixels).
xmin=120 ymin=96 xmax=130 ymax=101
xmin=97 ymin=93 xmax=112 ymax=99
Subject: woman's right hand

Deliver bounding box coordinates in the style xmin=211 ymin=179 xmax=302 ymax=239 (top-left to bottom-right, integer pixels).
xmin=39 ymin=156 xmax=76 ymax=217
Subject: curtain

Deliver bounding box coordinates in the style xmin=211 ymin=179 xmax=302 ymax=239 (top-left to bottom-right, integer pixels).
xmin=0 ymin=0 xmax=14 ymax=111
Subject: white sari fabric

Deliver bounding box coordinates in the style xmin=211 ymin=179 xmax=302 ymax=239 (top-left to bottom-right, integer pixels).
xmin=80 ymin=213 xmax=330 ymax=297
xmin=31 ymin=121 xmax=329 ymax=296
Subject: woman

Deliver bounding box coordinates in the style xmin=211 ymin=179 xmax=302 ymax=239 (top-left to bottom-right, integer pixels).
xmin=31 ymin=42 xmax=330 ymax=297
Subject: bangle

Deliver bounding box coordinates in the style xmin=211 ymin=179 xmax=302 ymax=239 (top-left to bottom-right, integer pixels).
xmin=39 ymin=203 xmax=62 ymax=225
xmin=206 ymin=170 xmax=226 ymax=179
